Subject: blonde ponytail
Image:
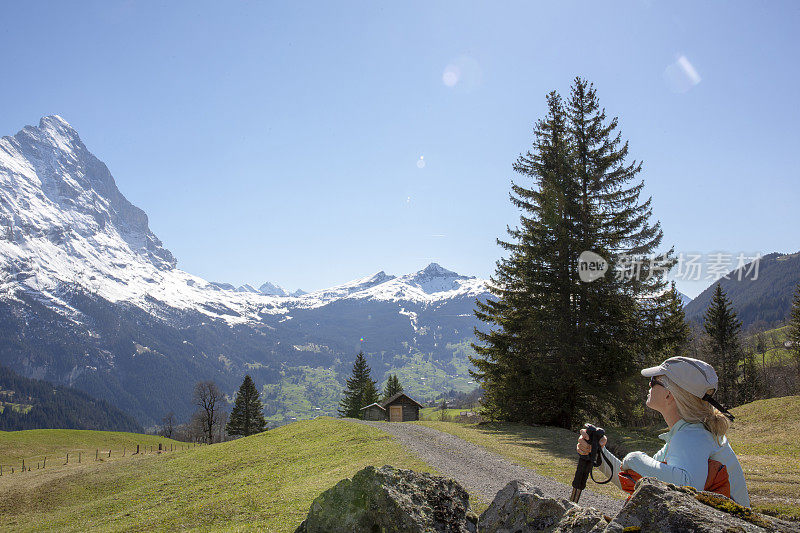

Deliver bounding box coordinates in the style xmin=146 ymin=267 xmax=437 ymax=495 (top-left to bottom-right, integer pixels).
xmin=661 ymin=376 xmax=729 ymax=445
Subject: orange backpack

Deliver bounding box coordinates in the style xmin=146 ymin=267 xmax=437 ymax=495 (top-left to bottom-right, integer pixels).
xmin=618 ymin=459 xmax=731 ymax=499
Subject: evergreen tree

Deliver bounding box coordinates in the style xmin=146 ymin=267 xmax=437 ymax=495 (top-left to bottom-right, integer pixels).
xmin=702 ymin=283 xmax=743 ymax=407
xmin=651 ymin=282 xmax=690 ymax=359
xmin=338 ymin=352 xmax=379 ymax=419
xmin=470 ymin=78 xmax=673 ymax=428
xmin=789 ymin=283 xmax=800 ymax=368
xmin=226 ymin=375 xmax=267 ymax=437
xmin=739 ymin=348 xmax=761 ymax=405
xmin=382 ymin=374 xmax=403 ymax=401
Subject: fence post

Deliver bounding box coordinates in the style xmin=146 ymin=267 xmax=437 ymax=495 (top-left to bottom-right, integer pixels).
xmin=136 ymin=444 xmax=139 ymax=455
xmin=123 ymin=447 xmax=126 ymax=457
xmin=43 ymin=456 xmax=47 ymax=469
xmin=78 ymin=452 xmax=81 ymax=463
xmin=96 ymin=449 xmax=98 ymax=461
xmin=65 ymin=453 xmax=69 ymax=465
xmin=108 ymin=449 xmax=111 ymax=458
xmin=158 ymin=443 xmax=162 ymax=454
xmin=22 ymin=459 xmax=25 ymax=471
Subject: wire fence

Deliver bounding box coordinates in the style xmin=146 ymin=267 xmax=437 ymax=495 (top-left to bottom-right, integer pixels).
xmin=0 ymin=441 xmax=207 ymax=476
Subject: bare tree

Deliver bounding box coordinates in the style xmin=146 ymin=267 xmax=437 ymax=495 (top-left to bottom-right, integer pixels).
xmin=188 ymin=411 xmax=207 ymax=443
xmin=160 ymin=411 xmax=176 ymax=439
xmin=193 ymin=381 xmax=224 ymax=444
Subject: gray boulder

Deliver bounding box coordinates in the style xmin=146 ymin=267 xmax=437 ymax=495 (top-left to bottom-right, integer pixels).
xmin=478 ymin=480 xmax=607 ymax=532
xmin=606 ymin=477 xmax=800 ymax=533
xmin=479 ymin=477 xmax=799 ymax=533
xmin=295 ymin=465 xmax=478 ymax=533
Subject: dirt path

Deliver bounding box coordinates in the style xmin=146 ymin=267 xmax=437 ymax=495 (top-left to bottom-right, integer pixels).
xmin=349 ymin=419 xmax=624 ymax=515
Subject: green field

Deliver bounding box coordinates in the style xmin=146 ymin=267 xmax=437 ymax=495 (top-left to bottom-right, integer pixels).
xmin=0 ymin=429 xmax=183 ymax=467
xmin=418 ymin=407 xmax=465 ymax=420
xmin=0 ymin=418 xmax=436 ymax=532
xmin=745 ymin=325 xmax=797 ymax=366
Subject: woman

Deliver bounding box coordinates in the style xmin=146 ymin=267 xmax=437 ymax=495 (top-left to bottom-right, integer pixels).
xmin=577 ymin=356 xmax=750 ymax=507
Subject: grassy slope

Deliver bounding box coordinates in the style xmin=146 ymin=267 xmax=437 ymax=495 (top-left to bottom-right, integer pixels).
xmin=746 ymin=324 xmax=796 ymax=365
xmin=0 ymin=429 xmax=182 ymax=466
xmin=417 ymin=395 xmax=800 ymax=519
xmin=0 ymin=418 xmax=436 ymax=532
xmin=726 ymin=396 xmax=800 ymax=519
xmin=419 ymin=407 xmax=465 ymax=420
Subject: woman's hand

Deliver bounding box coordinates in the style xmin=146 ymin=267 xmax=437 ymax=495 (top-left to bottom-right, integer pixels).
xmin=576 ymin=428 xmax=608 ymax=455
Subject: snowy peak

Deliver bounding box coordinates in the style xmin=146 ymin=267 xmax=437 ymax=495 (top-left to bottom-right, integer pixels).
xmin=236 ymin=284 xmax=260 ymax=294
xmin=295 ymin=264 xmax=486 ymax=305
xmin=305 ymin=270 xmax=398 ymax=301
xmin=259 ymin=281 xmax=306 ymax=297
xmin=0 ymin=115 xmax=175 ymax=271
xmin=259 ymin=281 xmax=286 ymax=296
xmin=410 ymin=263 xmax=461 ymax=280
xmin=27 ymin=115 xmax=82 ymax=152
xmin=395 ymin=262 xmax=475 ymax=295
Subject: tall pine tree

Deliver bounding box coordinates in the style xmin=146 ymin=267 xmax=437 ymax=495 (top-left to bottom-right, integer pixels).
xmin=226 ymin=375 xmax=267 ymax=437
xmin=471 ymin=78 xmax=674 ymax=428
xmin=338 ymin=352 xmax=379 ymax=419
xmin=382 ymin=374 xmax=403 ymax=401
xmin=471 ymin=90 xmax=572 ymax=424
xmin=702 ymin=283 xmax=743 ymax=407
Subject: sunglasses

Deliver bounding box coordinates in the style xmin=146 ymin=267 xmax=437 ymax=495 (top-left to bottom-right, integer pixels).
xmin=649 ymin=376 xmax=665 ymax=388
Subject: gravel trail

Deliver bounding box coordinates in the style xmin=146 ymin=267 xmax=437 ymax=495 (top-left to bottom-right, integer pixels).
xmin=349 ymin=419 xmax=624 ymax=516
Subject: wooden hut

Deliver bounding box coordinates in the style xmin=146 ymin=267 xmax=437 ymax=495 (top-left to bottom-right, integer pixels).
xmin=380 ymin=392 xmax=424 ymax=422
xmin=360 ymin=402 xmax=387 ymax=421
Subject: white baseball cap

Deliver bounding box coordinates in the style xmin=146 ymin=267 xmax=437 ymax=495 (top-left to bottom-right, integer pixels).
xmin=641 ymin=356 xmax=718 ymax=398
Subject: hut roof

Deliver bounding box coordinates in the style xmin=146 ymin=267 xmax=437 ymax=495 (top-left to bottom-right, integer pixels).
xmin=360 ymin=402 xmax=386 ymax=411
xmin=381 ymin=392 xmax=424 ymax=409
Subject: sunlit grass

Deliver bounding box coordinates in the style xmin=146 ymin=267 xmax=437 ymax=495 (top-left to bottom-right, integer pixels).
xmin=0 ymin=429 xmax=182 ymax=467
xmin=0 ymin=418 xmax=437 ymax=532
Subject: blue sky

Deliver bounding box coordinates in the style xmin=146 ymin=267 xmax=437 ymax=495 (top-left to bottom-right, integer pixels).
xmin=2 ymin=1 xmax=798 ymax=298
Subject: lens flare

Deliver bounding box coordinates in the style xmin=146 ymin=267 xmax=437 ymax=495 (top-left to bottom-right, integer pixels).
xmin=664 ymin=55 xmax=701 ymax=93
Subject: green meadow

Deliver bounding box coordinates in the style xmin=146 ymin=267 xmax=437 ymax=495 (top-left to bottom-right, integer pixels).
xmin=0 ymin=418 xmax=434 ymax=532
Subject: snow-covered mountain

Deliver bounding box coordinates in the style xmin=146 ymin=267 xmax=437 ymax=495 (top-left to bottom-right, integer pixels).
xmin=0 ymin=116 xmax=487 ymax=326
xmin=0 ymin=116 xmax=491 ymax=425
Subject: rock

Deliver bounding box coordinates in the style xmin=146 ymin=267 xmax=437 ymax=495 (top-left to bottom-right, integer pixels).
xmin=295 ymin=465 xmax=478 ymax=533
xmin=478 ymin=480 xmax=607 ymax=532
xmin=605 ymin=477 xmax=800 ymax=533
xmin=296 ymin=467 xmax=800 ymax=533
xmin=477 ymin=477 xmax=799 ymax=533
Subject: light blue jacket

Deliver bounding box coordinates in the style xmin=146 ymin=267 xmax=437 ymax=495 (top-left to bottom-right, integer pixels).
xmin=598 ymin=419 xmax=750 ymax=507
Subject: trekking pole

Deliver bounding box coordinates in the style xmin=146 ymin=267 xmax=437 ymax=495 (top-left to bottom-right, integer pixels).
xmin=570 ymin=423 xmax=612 ymax=503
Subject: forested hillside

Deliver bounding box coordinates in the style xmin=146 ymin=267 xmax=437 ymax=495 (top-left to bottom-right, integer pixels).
xmin=0 ymin=365 xmax=142 ymax=432
xmin=683 ymin=252 xmax=800 ymax=330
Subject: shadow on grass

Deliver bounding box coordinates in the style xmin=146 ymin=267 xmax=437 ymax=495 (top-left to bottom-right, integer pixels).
xmin=460 ymin=420 xmax=666 ymax=462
